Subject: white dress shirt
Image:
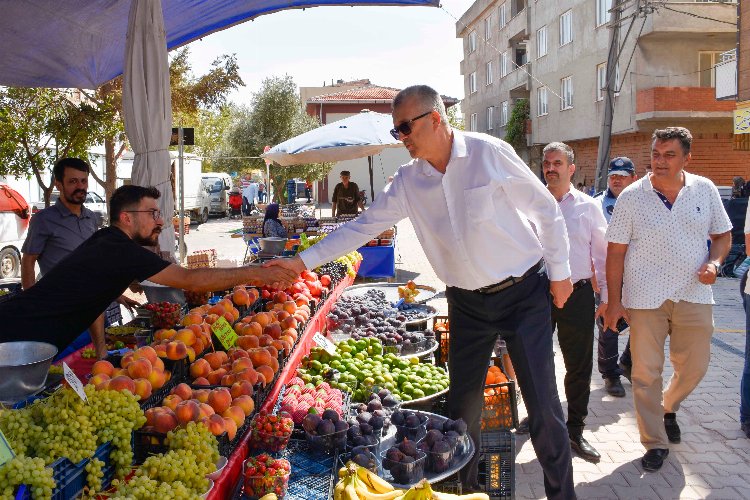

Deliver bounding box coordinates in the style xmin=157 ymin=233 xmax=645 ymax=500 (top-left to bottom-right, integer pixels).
xmin=557 ymin=186 xmax=609 ymax=302
xmin=606 ymin=172 xmax=732 ymax=309
xmin=243 ymin=183 xmax=258 ymax=203
xmin=300 ymin=130 xmax=571 ymax=290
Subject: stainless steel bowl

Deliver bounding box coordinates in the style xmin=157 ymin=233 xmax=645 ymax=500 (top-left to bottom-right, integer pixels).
xmin=0 ymin=341 xmax=57 ymax=402
xmin=258 ymin=237 xmax=287 ymax=255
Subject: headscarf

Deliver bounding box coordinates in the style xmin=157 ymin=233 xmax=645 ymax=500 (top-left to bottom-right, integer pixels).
xmin=264 ymin=203 xmax=280 ymax=223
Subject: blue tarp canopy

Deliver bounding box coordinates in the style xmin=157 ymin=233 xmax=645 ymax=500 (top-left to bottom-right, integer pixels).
xmin=0 ymin=0 xmax=439 ymax=89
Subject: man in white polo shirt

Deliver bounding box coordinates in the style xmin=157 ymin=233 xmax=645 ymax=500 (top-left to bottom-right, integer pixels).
xmin=604 ymin=126 xmax=732 ymax=472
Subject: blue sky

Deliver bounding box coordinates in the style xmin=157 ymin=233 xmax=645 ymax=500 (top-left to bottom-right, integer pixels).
xmin=184 ymin=1 xmax=468 ymax=106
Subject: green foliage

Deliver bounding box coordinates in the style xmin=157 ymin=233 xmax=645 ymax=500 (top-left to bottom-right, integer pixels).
xmin=504 ymin=98 xmax=529 ymax=152
xmin=447 ymin=105 xmax=464 ymax=130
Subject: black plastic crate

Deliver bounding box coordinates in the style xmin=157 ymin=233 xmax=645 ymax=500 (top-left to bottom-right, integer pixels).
xmin=482 ymin=357 xmax=519 ymax=431
xmin=478 ymin=430 xmax=515 ymax=500
xmin=133 ymin=427 xmax=230 ymax=464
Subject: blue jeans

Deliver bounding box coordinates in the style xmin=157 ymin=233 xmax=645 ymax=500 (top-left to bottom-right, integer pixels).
xmin=741 ymin=271 xmax=750 ymax=424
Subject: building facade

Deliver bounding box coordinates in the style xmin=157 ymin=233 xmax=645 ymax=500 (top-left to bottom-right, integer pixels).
xmin=458 ymin=0 xmax=745 ymax=187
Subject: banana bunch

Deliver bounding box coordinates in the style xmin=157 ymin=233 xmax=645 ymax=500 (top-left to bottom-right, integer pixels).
xmin=335 ymin=464 xmax=490 ymax=500
xmin=397 ymin=281 xmax=420 ymax=303
xmin=335 ymin=462 xmax=403 ymax=500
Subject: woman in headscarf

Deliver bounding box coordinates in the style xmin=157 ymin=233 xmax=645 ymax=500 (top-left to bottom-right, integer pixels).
xmin=262 ymin=203 xmax=287 ymax=238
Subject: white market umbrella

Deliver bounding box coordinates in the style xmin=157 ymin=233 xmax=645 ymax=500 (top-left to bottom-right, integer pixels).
xmin=122 ymin=0 xmax=175 ymax=255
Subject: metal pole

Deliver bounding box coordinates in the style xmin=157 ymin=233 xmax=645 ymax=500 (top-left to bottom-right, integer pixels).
xmin=178 ymin=127 xmax=185 ymax=265
xmin=594 ymin=0 xmax=624 ymax=193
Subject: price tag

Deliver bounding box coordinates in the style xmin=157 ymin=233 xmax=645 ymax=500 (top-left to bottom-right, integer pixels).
xmin=0 ymin=429 xmax=15 ymax=466
xmin=211 ymin=316 xmax=238 ymax=350
xmin=313 ymin=332 xmax=337 ymax=356
xmin=63 ymin=362 xmax=88 ymax=403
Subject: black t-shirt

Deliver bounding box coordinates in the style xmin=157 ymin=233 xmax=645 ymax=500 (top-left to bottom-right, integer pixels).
xmin=0 ymin=226 xmax=170 ymax=351
xmin=332 ymin=182 xmax=360 ymax=215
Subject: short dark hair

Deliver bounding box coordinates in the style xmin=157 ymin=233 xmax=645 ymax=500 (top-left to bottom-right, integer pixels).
xmin=110 ymin=185 xmax=161 ymax=223
xmin=53 ymin=157 xmax=90 ymax=182
xmin=340 ymin=170 xmax=351 ymax=177
xmin=652 ymin=127 xmax=692 ymax=155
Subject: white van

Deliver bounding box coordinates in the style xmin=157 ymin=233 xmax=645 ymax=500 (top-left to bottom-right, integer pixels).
xmin=201 ymin=172 xmax=232 ymax=217
xmin=0 ymin=185 xmax=30 ymax=279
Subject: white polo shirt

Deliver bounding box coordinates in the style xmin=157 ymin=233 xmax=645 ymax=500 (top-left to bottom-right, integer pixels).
xmin=606 ymin=172 xmax=732 ymax=309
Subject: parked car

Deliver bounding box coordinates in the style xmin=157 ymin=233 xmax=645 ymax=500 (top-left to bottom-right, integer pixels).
xmin=31 ymin=191 xmax=108 ymax=227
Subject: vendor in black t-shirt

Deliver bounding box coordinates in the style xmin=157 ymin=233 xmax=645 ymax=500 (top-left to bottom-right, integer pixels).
xmin=0 ymin=185 xmax=299 ymax=355
xmin=331 ymin=170 xmax=363 ymax=217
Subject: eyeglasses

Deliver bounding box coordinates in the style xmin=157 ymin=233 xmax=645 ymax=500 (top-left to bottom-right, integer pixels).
xmin=125 ymin=209 xmax=162 ymax=221
xmin=390 ymin=111 xmax=433 ymax=140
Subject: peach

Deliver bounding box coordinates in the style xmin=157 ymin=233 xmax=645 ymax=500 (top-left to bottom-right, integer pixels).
xmin=120 ymin=352 xmax=135 ymax=368
xmin=220 ymin=374 xmax=236 ymax=386
xmin=280 ymin=316 xmax=298 ymax=331
xmin=230 ymin=380 xmax=254 ymax=399
xmin=204 ymin=313 xmax=219 ymax=325
xmin=193 ymin=389 xmax=211 ymax=404
xmin=244 ymin=322 xmax=263 ymax=337
xmin=234 ymin=322 xmax=247 ymax=335
xmin=222 ymin=405 xmax=246 ymax=427
xmin=109 ymin=375 xmax=136 ymax=394
xmin=134 ymin=346 xmax=158 ymax=365
xmin=273 ymin=291 xmax=288 ymax=304
xmin=174 ymin=328 xmax=197 ymax=347
xmin=154 ymin=408 xmax=179 ymax=434
xmin=89 ymin=373 xmax=110 ymax=388
xmin=231 ymin=358 xmax=254 ymax=373
xmin=186 ymin=346 xmax=197 ymax=363
xmin=232 ymin=288 xmax=250 ymax=306
xmin=154 ymin=328 xmax=176 ymax=342
xmin=187 ymin=323 xmax=203 ymax=336
xmin=127 ymin=358 xmax=153 ymax=379
xmin=271 ymin=339 xmax=290 ymax=356
xmin=175 ymin=400 xmax=201 ymax=425
xmin=133 ymin=378 xmax=153 ymax=401
xmin=265 ymin=345 xmax=278 ymax=360
xmin=190 ymin=358 xmax=211 ymax=380
xmin=208 ymin=388 xmax=232 ymax=414
xmin=282 ymin=300 xmax=297 ymax=315
xmin=153 ymin=343 xmax=168 ymax=358
xmin=248 ymin=348 xmax=273 ymax=367
xmin=237 ymin=336 xmax=260 ymax=350
xmin=203 ymin=352 xmax=224 ymax=370
xmin=223 ymin=416 xmax=238 ymax=441
xmin=253 ymin=312 xmax=272 ymax=328
xmin=147 ymin=369 xmax=167 ymax=390
xmin=95 ymin=379 xmax=110 ymax=391
xmin=229 ymin=348 xmax=249 ymax=360
xmin=145 ymin=407 xmax=159 ymax=427
xmin=267 ymin=356 xmax=279 ymax=374
xmin=234 ymin=368 xmax=259 ymax=385
xmin=275 ymin=311 xmax=290 ymax=322
xmin=201 ymin=413 xmax=226 ymax=436
xmin=199 ymin=402 xmax=215 ymax=418
xmin=208 ymin=304 xmax=225 ymax=316
xmin=258 ymin=334 xmax=274 ymax=347
xmin=256 ymin=365 xmax=275 ymax=385
xmin=231 ymin=395 xmax=255 ymax=416
xmin=162 ymin=394 xmax=183 ymax=411
xmin=282 ymin=329 xmax=298 ymax=343
xmin=181 ymin=312 xmax=203 ymax=326
xmin=207 ymin=368 xmax=228 ymax=386
xmin=295 ymin=297 xmax=309 ymax=307
xmin=166 ymin=341 xmax=188 ymax=360
xmin=193 ymin=376 xmax=210 ymax=386
xmin=171 ymin=383 xmax=193 ymax=401
xmin=91 ymin=360 xmax=115 ymax=377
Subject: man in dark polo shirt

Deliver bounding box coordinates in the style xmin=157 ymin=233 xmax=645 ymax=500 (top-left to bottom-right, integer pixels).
xmin=331 ymin=170 xmax=363 ymax=217
xmin=0 ymin=185 xmax=298 ymax=353
xmin=21 ymin=158 xmax=108 ymax=357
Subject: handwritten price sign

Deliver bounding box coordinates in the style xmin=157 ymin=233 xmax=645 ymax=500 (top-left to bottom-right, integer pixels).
xmin=211 ymin=316 xmax=238 ymax=350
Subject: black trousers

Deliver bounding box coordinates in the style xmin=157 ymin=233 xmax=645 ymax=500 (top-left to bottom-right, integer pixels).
xmin=447 ymin=271 xmax=575 ymax=500
xmin=597 ymin=325 xmax=632 ymax=378
xmin=552 ymin=281 xmax=594 ymax=436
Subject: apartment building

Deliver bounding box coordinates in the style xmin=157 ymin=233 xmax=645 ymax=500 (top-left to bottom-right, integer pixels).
xmin=458 ymin=0 xmax=745 ymax=187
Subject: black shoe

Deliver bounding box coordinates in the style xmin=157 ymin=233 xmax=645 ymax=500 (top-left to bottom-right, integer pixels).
xmin=664 ymin=413 xmax=681 ymax=443
xmin=742 ymin=422 xmax=750 ymax=438
xmin=619 ymin=362 xmax=632 ymax=383
xmin=604 ymin=377 xmax=626 ymax=397
xmin=641 ymin=448 xmax=669 ymax=472
xmin=516 ymin=416 xmax=529 ymax=435
xmin=570 ymin=435 xmax=601 ymax=463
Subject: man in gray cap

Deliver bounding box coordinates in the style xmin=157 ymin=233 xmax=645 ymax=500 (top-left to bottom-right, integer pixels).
xmin=594 ymin=157 xmax=638 ymax=396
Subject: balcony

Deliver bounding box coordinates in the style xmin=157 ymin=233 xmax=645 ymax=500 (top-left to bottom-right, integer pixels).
xmin=715 ymin=49 xmax=737 ymax=100
xmin=502 ymin=62 xmax=532 ymax=94
xmin=640 ymin=1 xmax=736 ymax=37
xmin=505 ymin=8 xmax=528 ymax=41
xmin=635 ymin=87 xmax=735 ymax=121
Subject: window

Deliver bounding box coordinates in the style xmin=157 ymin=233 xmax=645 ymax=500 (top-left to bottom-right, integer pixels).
xmin=470 ymin=113 xmax=478 ymax=132
xmin=537 ymin=26 xmax=548 ymax=59
xmin=561 ymin=76 xmax=573 ymax=109
xmin=487 ymin=106 xmax=494 ymax=130
xmin=498 ymin=3 xmax=507 ymax=29
xmin=484 ymin=16 xmax=492 ymax=40
xmin=470 ymin=72 xmax=477 ymax=93
xmin=469 ymin=31 xmax=477 ymax=53
xmin=596 ymin=0 xmax=612 ymax=27
xmin=500 ymin=51 xmax=509 ymax=77
xmin=486 ymin=61 xmax=494 ymax=85
xmin=699 ymin=51 xmax=722 ymax=87
xmin=500 ymin=101 xmax=509 ymax=126
xmin=560 ymin=10 xmax=572 ymax=46
xmin=596 ymin=62 xmax=621 ymax=100
xmin=537 ymin=87 xmax=548 ymax=116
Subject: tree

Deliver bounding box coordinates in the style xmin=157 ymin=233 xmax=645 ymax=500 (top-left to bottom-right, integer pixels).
xmin=504 ymin=98 xmax=530 ymax=153
xmin=0 ymin=88 xmax=111 ymax=205
xmin=225 ymin=76 xmax=333 ymax=202
xmin=447 ymin=105 xmax=464 ymax=130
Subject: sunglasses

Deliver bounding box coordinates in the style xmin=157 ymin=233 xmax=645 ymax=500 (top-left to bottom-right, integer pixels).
xmin=125 ymin=209 xmax=163 ymax=221
xmin=390 ymin=111 xmax=433 ymax=140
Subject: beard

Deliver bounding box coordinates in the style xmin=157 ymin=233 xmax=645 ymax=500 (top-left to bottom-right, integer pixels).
xmin=64 ymin=189 xmax=86 ymax=205
xmin=133 ymin=228 xmax=161 ymax=247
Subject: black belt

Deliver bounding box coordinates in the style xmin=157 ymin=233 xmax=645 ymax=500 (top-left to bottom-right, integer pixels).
xmin=475 ymin=260 xmax=543 ymax=294
xmin=573 ymin=279 xmax=591 ymax=291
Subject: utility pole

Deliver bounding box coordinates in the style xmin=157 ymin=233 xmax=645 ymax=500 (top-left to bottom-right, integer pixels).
xmin=594 ymin=0 xmax=626 ymax=192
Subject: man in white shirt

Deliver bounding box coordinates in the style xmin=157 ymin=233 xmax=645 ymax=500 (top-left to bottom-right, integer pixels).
xmin=593 ymin=158 xmax=639 ymax=395
xmin=542 ymin=142 xmax=608 ymax=463
xmin=266 ymin=85 xmax=575 ymax=498
xmin=242 ymin=180 xmax=258 ymax=215
xmin=605 ymin=127 xmax=732 ymax=472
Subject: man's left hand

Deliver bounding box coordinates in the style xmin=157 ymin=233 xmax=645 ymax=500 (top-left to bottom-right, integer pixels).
xmin=595 ymin=302 xmax=608 ymax=320
xmin=697 ymin=261 xmax=719 ymax=285
xmin=550 ymin=278 xmax=573 ymax=309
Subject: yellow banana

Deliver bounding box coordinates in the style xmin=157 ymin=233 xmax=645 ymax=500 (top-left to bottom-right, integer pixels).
xmin=334 ymin=478 xmax=346 ymax=500
xmin=431 ymin=491 xmax=489 ymax=500
xmin=356 ymin=465 xmax=394 ymax=494
xmin=354 ymin=480 xmax=404 ymax=500
xmin=339 ymin=466 xmax=348 ymax=479
xmin=259 ymin=495 xmax=278 ymax=500
xmin=344 ymin=478 xmax=360 ymax=500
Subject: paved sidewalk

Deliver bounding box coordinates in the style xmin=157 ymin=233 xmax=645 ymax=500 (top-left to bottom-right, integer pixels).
xmin=189 ymin=214 xmax=750 ymax=499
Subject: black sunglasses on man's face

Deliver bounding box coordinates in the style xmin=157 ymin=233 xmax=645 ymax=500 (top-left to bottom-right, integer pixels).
xmin=390 ymin=111 xmax=433 ymax=140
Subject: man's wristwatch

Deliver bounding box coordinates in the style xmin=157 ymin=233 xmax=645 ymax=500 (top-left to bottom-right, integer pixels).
xmin=709 ymin=260 xmax=721 ymax=273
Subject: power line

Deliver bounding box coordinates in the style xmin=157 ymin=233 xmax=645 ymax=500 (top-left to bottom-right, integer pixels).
xmin=658 ymin=4 xmax=737 ymax=26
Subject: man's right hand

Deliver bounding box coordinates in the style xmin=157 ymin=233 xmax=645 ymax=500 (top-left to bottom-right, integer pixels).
xmin=250 ymin=262 xmax=300 ymax=290
xmin=262 ymin=255 xmax=306 ymax=275
xmin=550 ymin=278 xmax=573 ymax=309
xmin=604 ymin=301 xmax=629 ymax=331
